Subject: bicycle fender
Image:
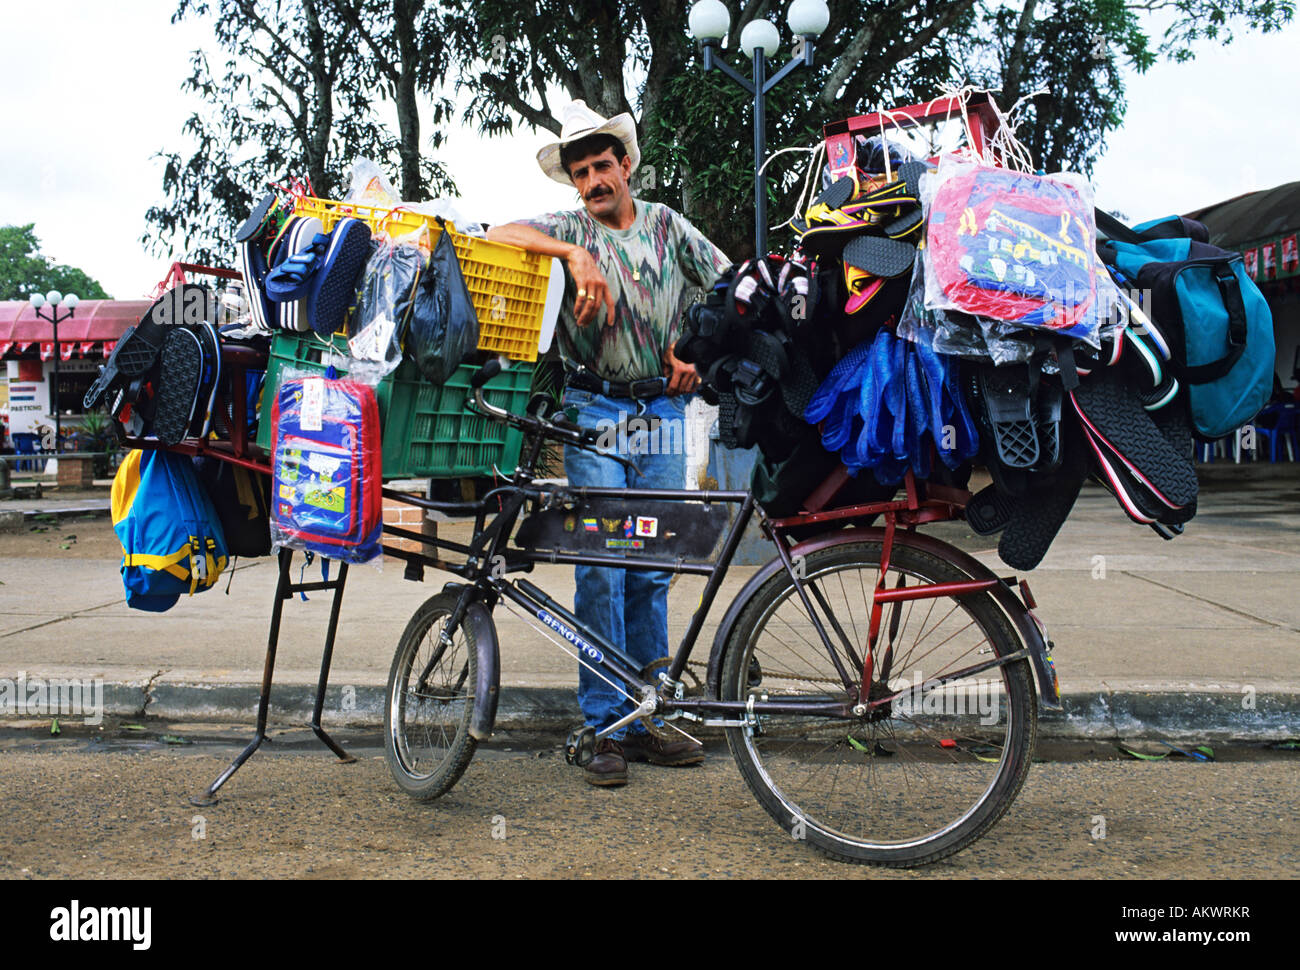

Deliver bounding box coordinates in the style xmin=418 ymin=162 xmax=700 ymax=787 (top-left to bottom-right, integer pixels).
xmin=464 ymin=601 xmax=501 ymax=740
xmin=705 ymin=528 xmax=1061 ymax=711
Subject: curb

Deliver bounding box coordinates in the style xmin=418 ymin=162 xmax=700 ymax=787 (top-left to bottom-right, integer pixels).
xmin=22 ymin=681 xmax=1299 ymax=741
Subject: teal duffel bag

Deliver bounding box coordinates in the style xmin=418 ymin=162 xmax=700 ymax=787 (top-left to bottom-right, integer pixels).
xmin=1097 ymin=211 xmax=1274 ymax=438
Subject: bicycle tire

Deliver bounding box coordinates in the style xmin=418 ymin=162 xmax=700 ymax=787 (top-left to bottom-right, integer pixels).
xmin=720 ymin=539 xmax=1036 ymax=866
xmin=384 ymin=592 xmax=480 ymax=801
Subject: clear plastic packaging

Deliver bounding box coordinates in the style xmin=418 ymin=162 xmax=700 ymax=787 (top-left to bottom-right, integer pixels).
xmin=269 ymin=369 xmax=383 ymax=567
xmin=345 ymin=234 xmax=426 ymax=383
xmin=921 ymin=156 xmax=1103 ymax=347
xmin=345 ymin=158 xmax=399 ymax=208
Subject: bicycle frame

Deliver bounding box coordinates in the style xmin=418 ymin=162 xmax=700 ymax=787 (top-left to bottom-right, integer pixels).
xmin=378 ymin=416 xmax=1062 ymax=743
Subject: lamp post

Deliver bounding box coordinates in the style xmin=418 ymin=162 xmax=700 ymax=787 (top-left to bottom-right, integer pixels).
xmin=28 ymin=290 xmax=80 ymax=454
xmin=688 ymin=0 xmax=830 ymax=256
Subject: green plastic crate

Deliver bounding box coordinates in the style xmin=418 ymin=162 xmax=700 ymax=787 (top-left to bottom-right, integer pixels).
xmin=256 ymin=332 xmax=534 ymax=479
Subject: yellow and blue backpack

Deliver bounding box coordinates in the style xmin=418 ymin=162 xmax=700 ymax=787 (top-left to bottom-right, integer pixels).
xmin=111 ymin=449 xmax=230 ymax=612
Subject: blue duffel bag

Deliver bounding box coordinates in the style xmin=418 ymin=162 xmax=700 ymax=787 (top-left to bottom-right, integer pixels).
xmin=1097 ymin=210 xmax=1274 ymax=438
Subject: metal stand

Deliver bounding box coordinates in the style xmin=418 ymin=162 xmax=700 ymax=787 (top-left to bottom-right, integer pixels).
xmin=191 ymin=548 xmax=355 ymax=806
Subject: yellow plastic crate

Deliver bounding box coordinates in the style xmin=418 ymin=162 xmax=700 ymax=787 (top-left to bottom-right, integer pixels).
xmin=291 ymin=196 xmax=550 ymax=362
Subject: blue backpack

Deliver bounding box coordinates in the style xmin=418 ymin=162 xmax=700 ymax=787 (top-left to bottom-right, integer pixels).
xmin=111 ymin=449 xmax=230 ymax=612
xmin=1097 ymin=211 xmax=1274 ymax=438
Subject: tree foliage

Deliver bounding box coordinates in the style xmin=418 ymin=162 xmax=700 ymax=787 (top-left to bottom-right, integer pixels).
xmin=144 ymin=0 xmax=457 ymax=266
xmin=0 ymin=225 xmax=111 ymax=302
xmin=149 ymin=1 xmax=1294 ymax=263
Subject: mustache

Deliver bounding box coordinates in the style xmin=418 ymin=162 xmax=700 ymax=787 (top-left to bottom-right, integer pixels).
xmin=586 ymin=187 xmax=611 ymax=201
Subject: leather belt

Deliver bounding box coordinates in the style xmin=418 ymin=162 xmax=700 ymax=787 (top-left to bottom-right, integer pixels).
xmin=565 ymin=369 xmax=667 ymax=400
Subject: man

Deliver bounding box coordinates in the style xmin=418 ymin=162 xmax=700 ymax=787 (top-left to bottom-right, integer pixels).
xmin=487 ymin=100 xmax=730 ymax=787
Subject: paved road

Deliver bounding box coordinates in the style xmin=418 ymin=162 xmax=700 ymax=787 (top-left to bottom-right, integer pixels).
xmin=1 ymin=726 xmax=1296 ymax=880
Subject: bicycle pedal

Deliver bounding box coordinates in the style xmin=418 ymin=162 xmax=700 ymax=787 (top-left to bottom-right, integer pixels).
xmin=564 ymin=726 xmax=596 ymax=767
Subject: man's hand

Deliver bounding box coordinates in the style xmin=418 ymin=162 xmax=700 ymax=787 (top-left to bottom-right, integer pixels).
xmin=663 ymin=343 xmax=700 ymax=396
xmin=567 ymin=247 xmax=616 ymax=328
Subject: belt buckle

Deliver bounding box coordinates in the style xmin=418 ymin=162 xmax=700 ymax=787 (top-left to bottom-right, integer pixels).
xmin=630 ymin=377 xmax=664 ymax=399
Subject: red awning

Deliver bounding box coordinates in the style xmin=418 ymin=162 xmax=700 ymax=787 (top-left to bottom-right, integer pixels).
xmin=0 ymin=299 xmax=152 ymax=357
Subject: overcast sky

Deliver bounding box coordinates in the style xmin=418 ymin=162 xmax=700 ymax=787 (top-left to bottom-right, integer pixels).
xmin=1 ymin=1 xmax=1296 ymax=300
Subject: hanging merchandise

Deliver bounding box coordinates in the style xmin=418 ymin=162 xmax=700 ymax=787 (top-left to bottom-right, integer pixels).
xmin=675 ymin=256 xmax=830 ymax=462
xmin=803 ymin=328 xmax=978 ymax=485
xmin=922 ymin=157 xmax=1103 ymax=345
xmin=345 ymin=228 xmax=426 ymax=383
xmin=111 ymin=450 xmax=230 ymax=612
xmin=270 ymin=374 xmax=383 ymax=565
xmin=405 ymin=227 xmax=481 ymax=386
xmin=1096 ymin=210 xmax=1275 ymax=438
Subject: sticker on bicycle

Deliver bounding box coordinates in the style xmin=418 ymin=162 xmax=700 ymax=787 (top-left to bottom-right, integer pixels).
xmin=537 ymin=609 xmax=604 ymax=664
xmin=605 ymin=539 xmax=644 ymax=550
xmin=635 ymin=516 xmax=658 ymax=537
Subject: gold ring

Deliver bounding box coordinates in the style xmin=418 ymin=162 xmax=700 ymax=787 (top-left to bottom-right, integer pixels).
xmin=577 ymin=289 xmax=587 ymax=298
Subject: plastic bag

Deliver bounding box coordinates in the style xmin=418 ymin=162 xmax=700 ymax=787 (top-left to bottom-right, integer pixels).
xmin=406 ymin=229 xmax=481 ymax=386
xmin=921 ymin=156 xmax=1103 ymax=347
xmin=269 ymin=370 xmax=383 ymax=567
xmin=345 ymin=237 xmax=426 ymax=383
xmin=897 ymin=246 xmax=1035 ymax=366
xmin=345 ymin=159 xmax=399 ymax=208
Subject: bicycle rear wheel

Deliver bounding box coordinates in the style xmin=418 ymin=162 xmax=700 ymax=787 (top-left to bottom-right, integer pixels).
xmin=384 ymin=592 xmax=480 ymax=800
xmin=720 ymin=539 xmax=1035 ymax=866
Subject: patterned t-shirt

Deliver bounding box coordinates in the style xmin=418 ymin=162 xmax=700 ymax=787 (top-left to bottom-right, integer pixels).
xmin=519 ymin=200 xmax=730 ymax=382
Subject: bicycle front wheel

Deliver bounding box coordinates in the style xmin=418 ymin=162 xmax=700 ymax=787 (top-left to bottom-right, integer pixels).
xmin=720 ymin=539 xmax=1036 ymax=866
xmin=384 ymin=592 xmax=480 ymax=801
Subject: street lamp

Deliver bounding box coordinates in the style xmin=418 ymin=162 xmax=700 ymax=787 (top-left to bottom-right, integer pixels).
xmin=688 ymin=0 xmax=830 ymax=255
xmin=28 ymin=290 xmax=80 ymax=454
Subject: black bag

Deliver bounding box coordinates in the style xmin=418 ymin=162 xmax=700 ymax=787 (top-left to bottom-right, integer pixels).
xmin=193 ymin=456 xmax=272 ymax=558
xmin=406 ymin=229 xmax=481 ymax=385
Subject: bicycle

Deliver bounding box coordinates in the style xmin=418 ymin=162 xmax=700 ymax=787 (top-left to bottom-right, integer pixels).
xmin=380 ymin=360 xmax=1062 ymax=867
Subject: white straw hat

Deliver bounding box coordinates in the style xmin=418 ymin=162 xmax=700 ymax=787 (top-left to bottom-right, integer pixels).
xmin=536 ymin=100 xmax=641 ymax=185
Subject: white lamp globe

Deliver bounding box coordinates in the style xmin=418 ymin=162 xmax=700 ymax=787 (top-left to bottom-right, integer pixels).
xmin=787 ymin=0 xmax=830 ymax=37
xmin=688 ymin=0 xmax=730 ymax=42
xmin=46 ymin=290 xmax=62 ymax=307
xmin=63 ymin=294 xmax=80 ymax=310
xmin=28 ymin=292 xmax=46 ymax=309
xmin=739 ymin=19 xmax=781 ymax=58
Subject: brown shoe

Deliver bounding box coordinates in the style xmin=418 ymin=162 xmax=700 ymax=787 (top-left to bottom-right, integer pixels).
xmin=620 ymin=731 xmax=704 ymax=767
xmin=583 ymin=738 xmax=628 ymax=787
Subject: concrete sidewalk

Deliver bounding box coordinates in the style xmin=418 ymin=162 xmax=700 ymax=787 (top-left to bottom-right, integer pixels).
xmin=1 ymin=466 xmax=1297 ymax=741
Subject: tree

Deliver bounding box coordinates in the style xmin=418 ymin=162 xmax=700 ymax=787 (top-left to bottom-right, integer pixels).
xmin=0 ymin=225 xmax=111 ymax=302
xmin=144 ymin=0 xmax=457 ymax=266
xmin=441 ymin=0 xmax=1292 ymax=257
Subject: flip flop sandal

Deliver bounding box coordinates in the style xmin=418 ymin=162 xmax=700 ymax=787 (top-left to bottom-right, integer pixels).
xmin=997 ymin=422 xmax=1087 ymax=569
xmin=268 ymin=216 xmax=326 ymax=331
xmin=186 ymin=323 xmax=223 ymax=439
xmin=977 ymin=364 xmax=1040 ymax=469
xmin=813 ymin=175 xmax=857 ymax=211
xmin=84 ymin=284 xmax=212 ymax=410
xmin=306 ymin=217 xmax=373 ymax=335
xmin=965 ymin=484 xmax=1014 ymax=535
xmin=843 ymin=264 xmax=884 ymax=314
xmin=1035 ymin=380 xmax=1064 ymax=473
xmin=238 ymin=235 xmax=275 ymax=333
xmin=235 ymin=193 xmax=279 ymax=244
xmin=883 ymin=209 xmax=923 ymax=240
xmin=842 ymin=235 xmax=916 ymax=279
xmin=1069 ymin=370 xmax=1197 ymax=509
xmin=150 ymin=326 xmax=206 ymax=446
xmin=897 ymin=161 xmax=931 ymax=203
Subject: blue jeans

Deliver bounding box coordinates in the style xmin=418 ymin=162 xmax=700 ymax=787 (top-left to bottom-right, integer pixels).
xmin=562 ymin=388 xmax=689 ymax=739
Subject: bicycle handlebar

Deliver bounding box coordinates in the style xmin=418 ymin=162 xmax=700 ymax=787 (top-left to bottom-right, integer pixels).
xmin=468 ymin=361 xmax=641 ymax=477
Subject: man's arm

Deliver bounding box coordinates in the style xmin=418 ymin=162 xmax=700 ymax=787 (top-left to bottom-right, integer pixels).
xmin=486 ymin=222 xmax=614 ymax=328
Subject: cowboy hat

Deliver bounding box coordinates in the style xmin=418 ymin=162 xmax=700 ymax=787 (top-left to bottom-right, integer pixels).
xmin=536 ymin=100 xmax=640 ymax=186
